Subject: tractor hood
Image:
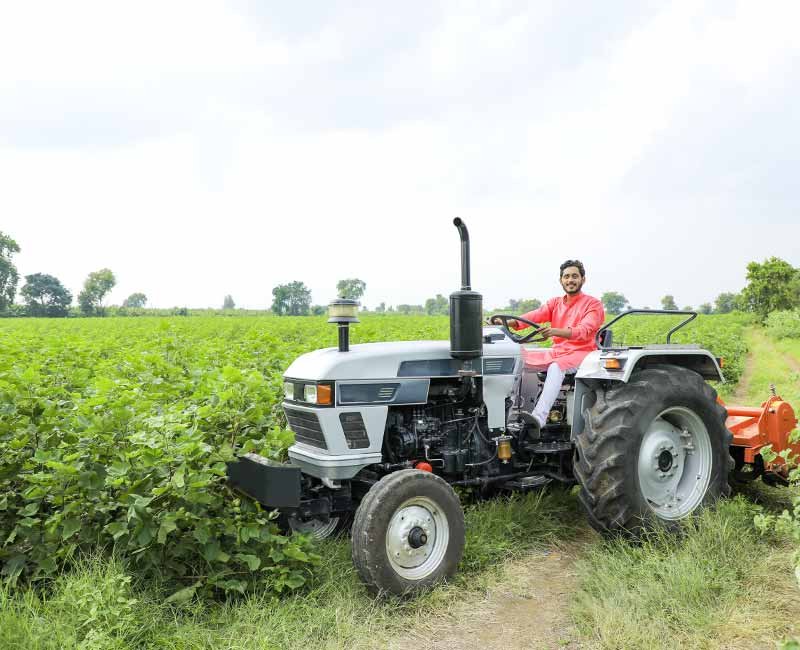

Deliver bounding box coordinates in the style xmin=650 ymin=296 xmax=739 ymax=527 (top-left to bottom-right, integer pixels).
xmin=284 ymin=327 xmax=521 ymax=381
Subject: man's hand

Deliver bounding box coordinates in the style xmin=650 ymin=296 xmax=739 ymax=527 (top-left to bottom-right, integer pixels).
xmin=539 ymin=326 xmax=571 ymax=340
xmin=490 ymin=316 xmax=519 ymax=329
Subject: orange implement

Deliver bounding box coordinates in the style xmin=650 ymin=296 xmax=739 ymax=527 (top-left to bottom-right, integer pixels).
xmin=722 ymin=393 xmax=799 ymax=480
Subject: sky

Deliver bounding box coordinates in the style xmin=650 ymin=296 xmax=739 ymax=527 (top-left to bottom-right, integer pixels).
xmin=1 ymin=0 xmax=799 ymax=311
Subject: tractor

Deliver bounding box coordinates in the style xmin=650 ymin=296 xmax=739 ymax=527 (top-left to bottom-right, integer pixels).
xmin=228 ymin=219 xmax=799 ymax=596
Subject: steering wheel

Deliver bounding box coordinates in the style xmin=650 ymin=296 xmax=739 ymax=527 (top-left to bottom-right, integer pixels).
xmin=488 ymin=314 xmax=547 ymax=344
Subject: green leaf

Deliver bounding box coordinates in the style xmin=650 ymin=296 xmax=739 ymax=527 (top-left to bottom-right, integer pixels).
xmin=157 ymin=517 xmax=178 ymax=544
xmin=1 ymin=555 xmax=27 ymax=581
xmin=202 ymin=542 xmax=221 ymax=562
xmin=283 ymin=573 xmax=306 ymax=589
xmin=106 ymin=521 xmax=129 ymax=541
xmin=165 ymin=581 xmax=202 ymax=604
xmin=283 ymin=545 xmax=309 ymax=562
xmin=172 ymin=467 xmax=185 ymax=489
xmin=760 ymin=444 xmax=778 ymax=464
xmin=20 ymin=502 xmax=39 ymax=517
xmin=193 ymin=526 xmax=210 ymax=545
xmin=236 ymin=554 xmax=261 ymax=571
xmin=61 ymin=517 xmax=81 ymax=540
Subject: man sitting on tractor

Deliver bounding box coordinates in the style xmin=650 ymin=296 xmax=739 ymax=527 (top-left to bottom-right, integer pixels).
xmin=494 ymin=260 xmax=605 ymax=431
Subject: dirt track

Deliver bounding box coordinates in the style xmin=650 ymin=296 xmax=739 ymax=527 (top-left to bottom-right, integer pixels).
xmin=386 ymin=540 xmax=591 ymax=650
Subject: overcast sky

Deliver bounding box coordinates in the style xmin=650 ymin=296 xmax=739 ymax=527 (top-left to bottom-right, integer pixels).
xmin=2 ymin=1 xmax=799 ymax=311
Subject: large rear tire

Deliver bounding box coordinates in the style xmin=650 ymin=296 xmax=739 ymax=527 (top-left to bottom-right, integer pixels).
xmin=351 ymin=469 xmax=465 ymax=596
xmin=574 ymin=365 xmax=733 ymax=535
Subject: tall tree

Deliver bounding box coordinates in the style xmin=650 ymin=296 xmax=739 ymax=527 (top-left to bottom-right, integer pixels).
xmin=740 ymin=257 xmax=800 ymax=320
xmin=699 ymin=303 xmax=713 ymax=315
xmin=714 ymin=292 xmax=739 ymax=314
xmin=271 ymin=281 xmax=312 ymax=316
xmin=336 ymin=278 xmax=366 ymax=301
xmin=222 ymin=294 xmax=235 ymax=309
xmin=661 ymin=295 xmax=678 ymax=310
xmin=424 ymin=294 xmax=449 ymax=316
xmin=78 ymin=268 xmax=116 ymax=315
xmin=0 ymin=231 xmax=21 ymax=313
xmin=20 ymin=273 xmax=72 ymax=317
xmin=601 ymin=291 xmax=629 ymax=315
xmin=123 ymin=293 xmax=147 ymax=308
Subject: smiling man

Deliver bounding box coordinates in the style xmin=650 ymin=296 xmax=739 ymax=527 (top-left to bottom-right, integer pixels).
xmin=499 ymin=260 xmax=605 ymax=431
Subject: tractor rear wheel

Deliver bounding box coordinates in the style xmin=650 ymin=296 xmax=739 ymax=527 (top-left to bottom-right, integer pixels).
xmin=351 ymin=469 xmax=465 ymax=596
xmin=574 ymin=365 xmax=733 ymax=535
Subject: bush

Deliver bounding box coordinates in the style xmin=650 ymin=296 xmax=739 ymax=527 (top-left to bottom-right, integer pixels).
xmin=766 ymin=310 xmax=800 ymax=339
xmin=0 ymin=319 xmax=319 ymax=597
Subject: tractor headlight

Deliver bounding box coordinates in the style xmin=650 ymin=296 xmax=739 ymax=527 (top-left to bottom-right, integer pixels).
xmin=283 ymin=381 xmax=294 ymax=400
xmin=300 ymin=382 xmax=333 ymax=405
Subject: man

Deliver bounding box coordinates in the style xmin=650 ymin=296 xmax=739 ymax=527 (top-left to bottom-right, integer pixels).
xmin=496 ymin=260 xmax=604 ymax=431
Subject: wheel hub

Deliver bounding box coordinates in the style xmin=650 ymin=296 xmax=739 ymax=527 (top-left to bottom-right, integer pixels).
xmin=657 ymin=449 xmax=674 ymax=472
xmin=408 ymin=526 xmax=428 ymax=549
xmin=637 ymin=407 xmax=713 ymax=520
xmin=385 ymin=497 xmax=450 ymax=580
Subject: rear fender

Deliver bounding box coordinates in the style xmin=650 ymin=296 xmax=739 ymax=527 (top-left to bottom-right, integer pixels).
xmin=571 ymin=349 xmax=724 ymax=437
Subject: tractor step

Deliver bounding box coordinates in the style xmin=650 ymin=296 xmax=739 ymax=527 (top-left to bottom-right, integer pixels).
xmin=504 ymin=475 xmax=550 ymax=490
xmin=522 ymin=440 xmax=573 ymax=454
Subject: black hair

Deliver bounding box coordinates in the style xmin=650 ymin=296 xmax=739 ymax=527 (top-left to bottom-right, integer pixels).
xmin=560 ymin=259 xmax=585 ymax=278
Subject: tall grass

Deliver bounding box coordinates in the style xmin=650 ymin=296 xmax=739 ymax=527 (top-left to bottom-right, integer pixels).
xmin=572 ymin=497 xmax=800 ymax=649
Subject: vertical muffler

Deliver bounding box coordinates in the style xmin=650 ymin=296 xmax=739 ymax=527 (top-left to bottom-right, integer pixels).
xmin=449 ymin=218 xmax=483 ymax=360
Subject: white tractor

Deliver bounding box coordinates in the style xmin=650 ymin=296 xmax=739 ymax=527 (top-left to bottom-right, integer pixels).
xmin=229 ymin=219 xmax=796 ymax=596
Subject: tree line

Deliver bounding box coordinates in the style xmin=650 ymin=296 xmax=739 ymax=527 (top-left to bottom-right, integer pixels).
xmin=599 ymin=258 xmax=800 ymax=320
xmin=0 ymin=231 xmax=148 ymax=317
xmin=2 ymin=229 xmax=797 ymax=319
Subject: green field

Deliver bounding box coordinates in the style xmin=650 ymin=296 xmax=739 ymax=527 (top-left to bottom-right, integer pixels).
xmin=0 ymin=313 xmax=797 ymax=649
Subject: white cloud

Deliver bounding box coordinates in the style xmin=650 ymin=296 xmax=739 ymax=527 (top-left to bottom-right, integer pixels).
xmin=1 ymin=1 xmax=799 ymax=312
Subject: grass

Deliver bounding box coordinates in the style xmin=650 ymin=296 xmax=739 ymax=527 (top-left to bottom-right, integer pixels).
xmin=572 ymin=497 xmax=800 ymax=649
xmin=739 ymin=328 xmax=800 ymax=406
xmin=0 ymin=489 xmax=584 ymax=650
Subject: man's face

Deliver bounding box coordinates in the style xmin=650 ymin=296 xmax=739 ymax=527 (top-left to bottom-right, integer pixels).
xmin=560 ymin=266 xmax=585 ymax=295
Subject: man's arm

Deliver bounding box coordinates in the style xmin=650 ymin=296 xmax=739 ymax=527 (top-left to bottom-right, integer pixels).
xmin=510 ymin=301 xmax=553 ymax=330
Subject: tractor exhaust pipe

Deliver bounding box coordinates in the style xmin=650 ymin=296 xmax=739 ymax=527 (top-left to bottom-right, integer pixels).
xmin=453 ymin=217 xmax=471 ymax=290
xmin=449 ymin=218 xmax=482 ymax=361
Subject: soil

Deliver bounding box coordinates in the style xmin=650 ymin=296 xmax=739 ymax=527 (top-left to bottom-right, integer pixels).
xmin=385 ymin=540 xmax=591 ymax=650
xmin=731 ymin=344 xmax=755 ymax=404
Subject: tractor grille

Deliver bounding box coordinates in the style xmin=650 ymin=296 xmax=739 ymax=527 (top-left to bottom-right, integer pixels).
xmin=284 ymin=407 xmax=327 ymax=449
xmin=339 ymin=412 xmax=370 ymax=449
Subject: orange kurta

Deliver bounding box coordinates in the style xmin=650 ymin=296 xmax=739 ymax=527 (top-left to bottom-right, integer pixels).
xmin=515 ymin=292 xmax=605 ymax=371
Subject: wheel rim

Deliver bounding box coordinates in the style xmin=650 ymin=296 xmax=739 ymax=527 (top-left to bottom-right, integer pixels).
xmin=637 ymin=406 xmax=713 ymax=520
xmin=385 ymin=496 xmax=450 ymax=580
xmin=288 ymin=515 xmax=341 ymax=539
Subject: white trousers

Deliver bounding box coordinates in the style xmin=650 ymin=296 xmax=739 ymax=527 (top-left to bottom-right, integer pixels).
xmin=528 ymin=362 xmax=577 ymax=427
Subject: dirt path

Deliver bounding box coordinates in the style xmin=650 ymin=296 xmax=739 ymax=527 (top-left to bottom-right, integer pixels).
xmin=731 ymin=330 xmax=758 ymax=404
xmin=386 ymin=538 xmax=593 ymax=650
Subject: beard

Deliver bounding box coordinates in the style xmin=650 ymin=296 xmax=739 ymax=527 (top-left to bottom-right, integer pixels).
xmin=562 ymin=280 xmax=584 ymax=295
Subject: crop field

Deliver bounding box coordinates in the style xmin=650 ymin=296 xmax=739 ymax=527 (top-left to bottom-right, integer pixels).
xmin=1 ymin=312 xmax=797 ymax=649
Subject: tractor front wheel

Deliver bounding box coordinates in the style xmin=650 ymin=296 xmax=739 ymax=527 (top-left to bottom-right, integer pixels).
xmin=574 ymin=365 xmax=733 ymax=535
xmin=351 ymin=469 xmax=465 ymax=596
